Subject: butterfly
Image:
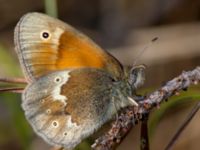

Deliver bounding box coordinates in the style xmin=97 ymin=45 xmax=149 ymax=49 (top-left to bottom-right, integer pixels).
xmin=14 ymin=12 xmax=145 ymax=149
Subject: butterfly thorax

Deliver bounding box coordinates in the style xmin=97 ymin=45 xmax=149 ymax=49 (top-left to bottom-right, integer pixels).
xmin=110 ymin=64 xmax=146 ymax=110
xmin=110 ymin=78 xmax=139 ymax=113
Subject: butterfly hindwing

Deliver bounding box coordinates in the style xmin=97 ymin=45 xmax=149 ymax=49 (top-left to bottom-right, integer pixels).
xmin=22 ymin=68 xmax=116 ymax=148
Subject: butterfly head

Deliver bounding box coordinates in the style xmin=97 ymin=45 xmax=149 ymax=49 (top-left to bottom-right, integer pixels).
xmin=128 ymin=64 xmax=146 ymax=90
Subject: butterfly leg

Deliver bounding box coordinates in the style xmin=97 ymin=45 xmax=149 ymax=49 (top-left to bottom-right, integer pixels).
xmin=112 ymin=97 xmax=120 ymax=121
xmin=132 ymin=93 xmax=146 ymax=102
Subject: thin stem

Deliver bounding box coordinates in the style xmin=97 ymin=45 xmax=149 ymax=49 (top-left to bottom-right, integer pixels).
xmin=50 ymin=147 xmax=64 ymax=150
xmin=165 ymin=102 xmax=200 ymax=150
xmin=0 ymin=87 xmax=24 ymax=93
xmin=44 ymin=0 xmax=58 ymax=18
xmin=140 ymin=113 xmax=150 ymax=150
xmin=0 ymin=77 xmax=27 ymax=84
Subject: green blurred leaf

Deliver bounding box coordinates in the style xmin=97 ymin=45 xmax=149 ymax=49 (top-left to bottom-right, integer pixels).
xmin=1 ymin=93 xmax=33 ymax=149
xmin=44 ymin=0 xmax=58 ymax=18
xmin=0 ymin=44 xmax=32 ymax=150
xmin=75 ymin=141 xmax=91 ymax=150
xmin=148 ymin=87 xmax=200 ymax=138
xmin=0 ymin=44 xmax=22 ymax=76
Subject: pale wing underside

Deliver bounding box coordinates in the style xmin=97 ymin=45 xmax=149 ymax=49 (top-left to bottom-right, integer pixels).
xmin=22 ymin=68 xmax=116 ymax=148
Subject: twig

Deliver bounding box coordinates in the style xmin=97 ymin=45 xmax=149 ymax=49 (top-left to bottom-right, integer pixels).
xmin=92 ymin=66 xmax=200 ymax=150
xmin=0 ymin=77 xmax=26 ymax=93
xmin=140 ymin=113 xmax=149 ymax=150
xmin=0 ymin=77 xmax=27 ymax=84
xmin=44 ymin=0 xmax=58 ymax=18
xmin=0 ymin=87 xmax=24 ymax=93
xmin=50 ymin=147 xmax=64 ymax=150
xmin=165 ymin=101 xmax=200 ymax=150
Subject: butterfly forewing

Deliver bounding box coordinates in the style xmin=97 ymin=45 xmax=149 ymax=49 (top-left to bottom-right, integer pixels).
xmin=14 ymin=12 xmax=123 ymax=81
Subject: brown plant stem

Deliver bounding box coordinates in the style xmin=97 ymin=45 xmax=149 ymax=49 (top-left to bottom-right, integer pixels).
xmin=140 ymin=113 xmax=149 ymax=150
xmin=0 ymin=77 xmax=27 ymax=84
xmin=165 ymin=101 xmax=200 ymax=150
xmin=0 ymin=87 xmax=24 ymax=93
xmin=92 ymin=67 xmax=200 ymax=150
xmin=0 ymin=77 xmax=26 ymax=93
xmin=50 ymin=147 xmax=64 ymax=150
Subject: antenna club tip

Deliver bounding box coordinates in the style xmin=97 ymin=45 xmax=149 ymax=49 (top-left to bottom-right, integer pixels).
xmin=152 ymin=37 xmax=158 ymax=42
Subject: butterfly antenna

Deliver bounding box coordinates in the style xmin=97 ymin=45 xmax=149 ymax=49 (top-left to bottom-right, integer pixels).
xmin=132 ymin=37 xmax=158 ymax=66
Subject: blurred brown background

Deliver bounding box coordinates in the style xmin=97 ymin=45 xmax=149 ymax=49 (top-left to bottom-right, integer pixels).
xmin=0 ymin=0 xmax=200 ymax=150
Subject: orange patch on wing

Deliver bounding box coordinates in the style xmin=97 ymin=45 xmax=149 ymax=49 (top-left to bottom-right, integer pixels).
xmin=25 ymin=30 xmax=123 ymax=80
xmin=56 ymin=31 xmax=105 ymax=69
xmin=26 ymin=45 xmax=57 ymax=77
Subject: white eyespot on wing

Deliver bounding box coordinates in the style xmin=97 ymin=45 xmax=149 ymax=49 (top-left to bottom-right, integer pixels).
xmin=46 ymin=109 xmax=51 ymax=115
xmin=22 ymin=70 xmax=87 ymax=148
xmin=38 ymin=115 xmax=81 ymax=148
xmin=52 ymin=120 xmax=59 ymax=128
xmin=58 ymin=116 xmax=81 ymax=148
xmin=52 ymin=71 xmax=70 ymax=106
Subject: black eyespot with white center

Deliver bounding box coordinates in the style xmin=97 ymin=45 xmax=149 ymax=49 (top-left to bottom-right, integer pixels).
xmin=43 ymin=32 xmax=49 ymax=38
xmin=40 ymin=30 xmax=51 ymax=40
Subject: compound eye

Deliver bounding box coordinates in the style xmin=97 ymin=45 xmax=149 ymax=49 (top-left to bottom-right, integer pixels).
xmin=129 ymin=65 xmax=146 ymax=89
